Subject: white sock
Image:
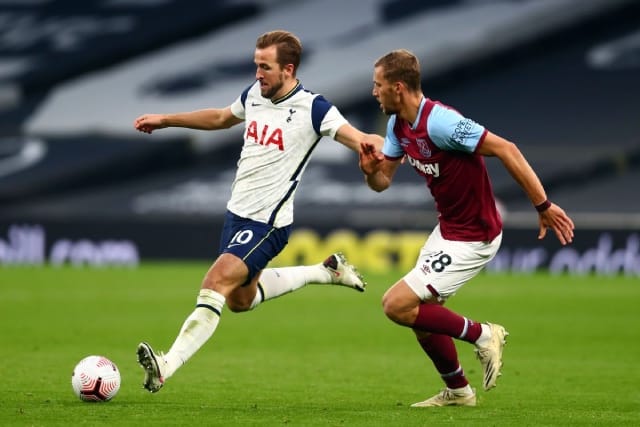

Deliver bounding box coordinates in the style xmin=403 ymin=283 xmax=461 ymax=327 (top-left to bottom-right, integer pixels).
xmin=249 ymin=264 xmax=332 ymax=309
xmin=475 ymin=324 xmax=492 ymax=347
xmin=163 ymin=289 xmax=225 ymax=379
xmin=451 ymin=384 xmax=474 ymax=396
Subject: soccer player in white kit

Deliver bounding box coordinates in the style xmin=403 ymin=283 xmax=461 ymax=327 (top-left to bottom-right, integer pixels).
xmin=359 ymin=49 xmax=575 ymax=407
xmin=133 ymin=30 xmax=383 ymax=393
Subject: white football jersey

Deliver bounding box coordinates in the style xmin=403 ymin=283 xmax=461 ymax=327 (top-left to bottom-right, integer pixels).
xmin=228 ymin=80 xmax=348 ymax=227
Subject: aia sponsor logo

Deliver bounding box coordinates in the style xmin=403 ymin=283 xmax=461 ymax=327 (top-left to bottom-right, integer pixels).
xmin=245 ymin=120 xmax=284 ymax=151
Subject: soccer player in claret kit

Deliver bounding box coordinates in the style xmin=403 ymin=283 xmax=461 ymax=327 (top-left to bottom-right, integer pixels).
xmin=359 ymin=49 xmax=575 ymax=407
xmin=133 ymin=30 xmax=382 ymax=393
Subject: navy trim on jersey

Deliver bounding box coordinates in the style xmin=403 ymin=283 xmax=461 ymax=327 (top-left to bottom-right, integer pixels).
xmin=310 ymin=95 xmax=332 ymax=136
xmin=272 ymin=80 xmax=302 ymax=104
xmin=291 ymin=135 xmax=322 ymax=181
xmin=240 ymin=82 xmax=255 ymax=108
xmin=268 ymin=180 xmax=298 ymax=225
xmin=266 ymin=134 xmax=322 ymax=225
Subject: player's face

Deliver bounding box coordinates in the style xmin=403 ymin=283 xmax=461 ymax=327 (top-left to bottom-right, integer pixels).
xmin=372 ymin=66 xmax=400 ymax=116
xmin=254 ymin=45 xmax=291 ymax=99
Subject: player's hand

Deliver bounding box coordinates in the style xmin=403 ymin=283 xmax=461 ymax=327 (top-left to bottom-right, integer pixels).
xmin=359 ymin=142 xmax=384 ymax=175
xmin=537 ymin=203 xmax=575 ymax=245
xmin=362 ymin=134 xmax=384 ymax=151
xmin=134 ymin=114 xmax=167 ymax=134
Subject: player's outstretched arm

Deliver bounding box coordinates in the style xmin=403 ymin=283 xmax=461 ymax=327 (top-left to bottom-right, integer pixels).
xmin=477 ymin=131 xmax=574 ymax=245
xmin=334 ymin=123 xmax=383 ymax=153
xmin=134 ymin=107 xmax=242 ymax=134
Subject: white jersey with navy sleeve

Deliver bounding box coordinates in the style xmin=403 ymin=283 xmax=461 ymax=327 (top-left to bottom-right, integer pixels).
xmin=227 ymin=80 xmax=348 ymax=228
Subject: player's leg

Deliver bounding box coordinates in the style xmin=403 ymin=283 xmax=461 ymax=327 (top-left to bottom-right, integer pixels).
xmin=165 ymin=254 xmax=246 ymax=373
xmin=411 ymin=330 xmax=476 ymax=407
xmin=381 ymin=279 xmax=475 ymax=407
xmin=222 ymin=222 xmax=359 ymax=312
xmin=383 ymin=225 xmax=506 ymax=406
xmin=137 ymin=252 xmax=245 ymax=392
xmin=241 ymin=253 xmax=365 ymax=310
xmin=137 ymin=211 xmax=275 ymax=392
xmin=403 ymin=289 xmax=508 ymax=394
xmin=401 ymin=227 xmax=507 ymax=392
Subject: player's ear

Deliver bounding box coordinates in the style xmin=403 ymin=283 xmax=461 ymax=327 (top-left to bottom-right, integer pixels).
xmin=283 ymin=63 xmax=295 ymax=77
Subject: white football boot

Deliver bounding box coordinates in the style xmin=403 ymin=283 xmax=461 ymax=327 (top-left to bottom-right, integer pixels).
xmin=322 ymin=252 xmax=366 ymax=292
xmin=411 ymin=388 xmax=477 ymax=407
xmin=137 ymin=342 xmax=167 ymax=393
xmin=474 ymin=323 xmax=509 ymax=391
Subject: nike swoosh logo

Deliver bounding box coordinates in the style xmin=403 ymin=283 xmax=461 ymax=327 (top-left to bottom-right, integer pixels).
xmin=251 ymin=102 xmax=261 ymax=107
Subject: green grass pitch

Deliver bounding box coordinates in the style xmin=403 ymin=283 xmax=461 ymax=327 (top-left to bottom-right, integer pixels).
xmin=1 ymin=263 xmax=639 ymax=426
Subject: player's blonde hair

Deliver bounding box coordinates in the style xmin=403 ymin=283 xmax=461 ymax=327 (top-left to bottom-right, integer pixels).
xmin=256 ymin=30 xmax=302 ymax=75
xmin=374 ymin=49 xmax=422 ymax=92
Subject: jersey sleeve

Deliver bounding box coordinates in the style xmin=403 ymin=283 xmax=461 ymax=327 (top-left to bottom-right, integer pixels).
xmin=229 ymin=82 xmax=255 ymax=120
xmin=381 ymin=116 xmax=404 ymax=159
xmin=427 ymin=103 xmax=485 ymax=153
xmin=312 ymin=95 xmax=348 ymax=138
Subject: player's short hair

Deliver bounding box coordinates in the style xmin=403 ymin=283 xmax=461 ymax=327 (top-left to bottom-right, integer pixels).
xmin=256 ymin=30 xmax=302 ymax=75
xmin=375 ymin=49 xmax=421 ymax=92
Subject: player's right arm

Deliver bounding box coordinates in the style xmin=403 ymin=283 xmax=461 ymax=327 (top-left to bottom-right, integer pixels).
xmin=134 ymin=107 xmax=243 ymax=134
xmin=477 ymin=131 xmax=575 ymax=245
xmin=359 ymin=142 xmax=402 ymax=192
xmin=360 ymin=116 xmax=404 ymax=192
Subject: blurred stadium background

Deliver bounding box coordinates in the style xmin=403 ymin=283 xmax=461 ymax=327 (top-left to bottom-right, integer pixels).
xmin=1 ymin=0 xmax=639 ymax=275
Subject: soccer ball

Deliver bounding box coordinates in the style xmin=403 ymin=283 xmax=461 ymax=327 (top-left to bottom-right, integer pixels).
xmin=71 ymin=355 xmax=121 ymax=402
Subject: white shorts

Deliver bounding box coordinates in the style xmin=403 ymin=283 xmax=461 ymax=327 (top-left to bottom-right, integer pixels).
xmin=403 ymin=224 xmax=502 ymax=302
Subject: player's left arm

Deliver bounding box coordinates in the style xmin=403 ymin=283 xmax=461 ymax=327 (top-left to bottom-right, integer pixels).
xmin=477 ymin=131 xmax=575 ymax=245
xmin=334 ymin=123 xmax=384 ymax=153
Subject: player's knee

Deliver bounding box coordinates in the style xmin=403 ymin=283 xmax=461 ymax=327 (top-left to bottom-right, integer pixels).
xmin=225 ymin=294 xmax=253 ymax=313
xmin=381 ymin=292 xmax=416 ymax=326
xmin=201 ymin=265 xmax=247 ymax=312
xmin=381 ymin=293 xmax=402 ymax=323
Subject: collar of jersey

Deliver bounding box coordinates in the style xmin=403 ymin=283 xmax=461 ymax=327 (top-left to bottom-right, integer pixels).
xmin=271 ymin=80 xmax=302 ymax=105
xmin=410 ymin=97 xmax=427 ymax=130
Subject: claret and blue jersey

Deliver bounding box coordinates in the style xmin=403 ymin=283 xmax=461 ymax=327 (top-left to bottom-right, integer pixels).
xmin=382 ymin=97 xmax=502 ymax=242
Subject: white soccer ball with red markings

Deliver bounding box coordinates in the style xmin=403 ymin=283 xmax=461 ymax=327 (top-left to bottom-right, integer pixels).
xmin=71 ymin=355 xmax=121 ymax=402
